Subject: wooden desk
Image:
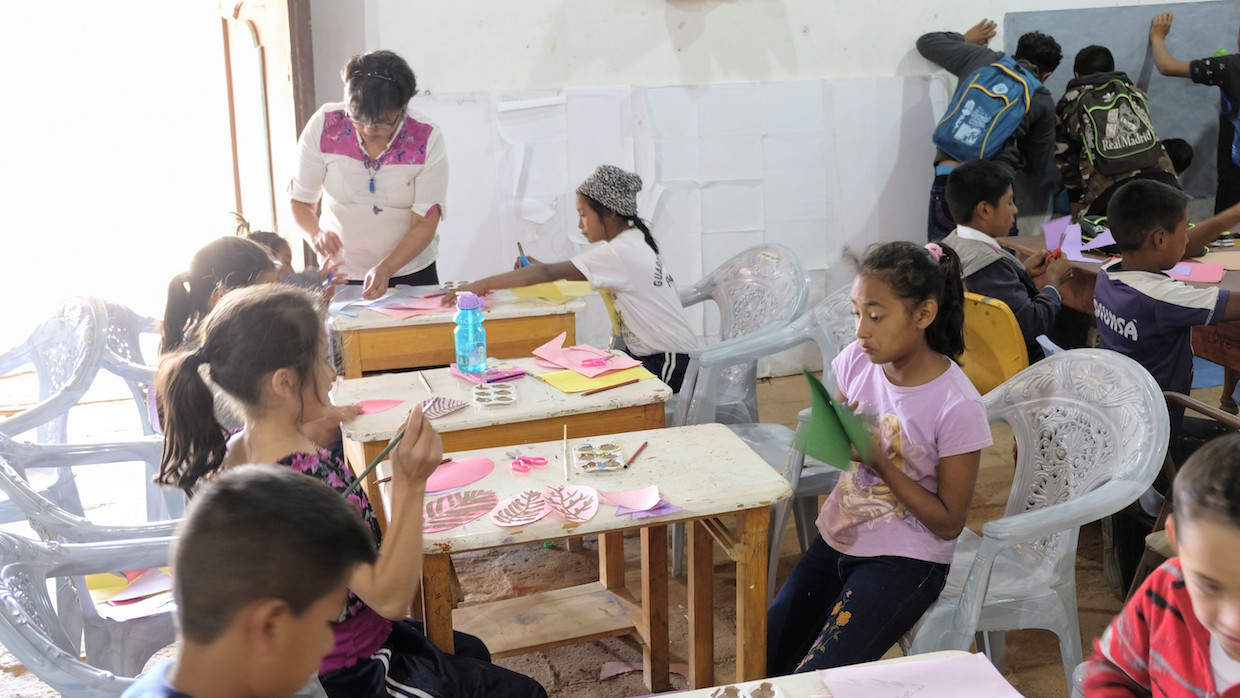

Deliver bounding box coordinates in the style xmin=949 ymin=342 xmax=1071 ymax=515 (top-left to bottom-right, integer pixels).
xmin=333 ymin=357 xmax=671 ymax=524
xmin=421 ymin=424 xmax=792 ymax=691
xmin=330 ymin=291 xmax=586 ymax=378
xmin=1005 ymin=235 xmax=1240 ymax=382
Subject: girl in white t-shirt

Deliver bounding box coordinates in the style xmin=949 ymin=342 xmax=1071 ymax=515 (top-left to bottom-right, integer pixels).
xmin=449 ymin=164 xmax=699 ymax=391
xmin=766 ymin=241 xmax=992 ymax=674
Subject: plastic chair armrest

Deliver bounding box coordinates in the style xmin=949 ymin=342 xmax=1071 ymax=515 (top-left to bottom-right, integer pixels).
xmin=978 ymin=480 xmax=1150 ymax=545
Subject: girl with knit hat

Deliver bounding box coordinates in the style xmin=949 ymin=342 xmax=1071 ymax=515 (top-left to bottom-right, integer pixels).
xmin=446 ymin=164 xmax=698 ymax=391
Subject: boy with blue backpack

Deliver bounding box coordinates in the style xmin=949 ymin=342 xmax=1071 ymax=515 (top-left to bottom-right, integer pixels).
xmin=918 ymin=19 xmax=1063 ymax=241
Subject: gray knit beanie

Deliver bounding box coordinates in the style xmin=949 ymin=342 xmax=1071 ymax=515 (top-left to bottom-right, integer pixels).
xmin=576 ymin=165 xmax=642 ymax=217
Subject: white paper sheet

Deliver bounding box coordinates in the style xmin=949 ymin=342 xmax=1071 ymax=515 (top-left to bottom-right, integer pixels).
xmin=700 ymin=135 xmax=763 ymax=181
xmin=817 ymin=651 xmax=1023 ymax=698
xmin=701 ymin=181 xmax=765 ymax=232
xmin=761 ymin=81 xmax=827 ymax=134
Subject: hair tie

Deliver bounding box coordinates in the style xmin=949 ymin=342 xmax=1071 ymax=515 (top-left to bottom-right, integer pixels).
xmin=350 ymin=71 xmax=397 ymax=84
xmin=924 ymin=242 xmax=944 ymax=262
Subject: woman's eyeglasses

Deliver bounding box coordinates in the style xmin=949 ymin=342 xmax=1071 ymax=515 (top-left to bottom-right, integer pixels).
xmin=346 ymin=110 xmax=405 ymax=130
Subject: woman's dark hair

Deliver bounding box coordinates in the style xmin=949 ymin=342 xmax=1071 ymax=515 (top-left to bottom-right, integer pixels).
xmin=1073 ymin=45 xmax=1115 ymax=75
xmin=859 ymin=241 xmax=966 ymax=360
xmin=341 ymin=50 xmax=417 ymax=125
xmin=1014 ymin=31 xmax=1064 ymax=75
xmin=246 ymin=231 xmax=293 ymax=260
xmin=158 ymin=285 xmax=326 ymax=491
xmin=160 ymin=237 xmax=277 ymax=354
xmin=581 ymin=194 xmax=659 ymax=254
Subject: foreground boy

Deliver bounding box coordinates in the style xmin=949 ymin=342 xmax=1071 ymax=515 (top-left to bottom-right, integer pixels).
xmin=123 ymin=466 xmax=377 ymax=698
xmin=1081 ymin=432 xmax=1240 ymax=697
xmin=941 ymin=159 xmax=1072 ymax=360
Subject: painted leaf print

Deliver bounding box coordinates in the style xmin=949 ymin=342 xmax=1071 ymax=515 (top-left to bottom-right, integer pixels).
xmin=423 ymin=489 xmax=499 ymax=533
xmin=489 ymin=489 xmax=552 ymax=527
xmin=544 ymin=484 xmax=600 ymax=524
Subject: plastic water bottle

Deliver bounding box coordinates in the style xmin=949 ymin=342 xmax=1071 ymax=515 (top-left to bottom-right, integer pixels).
xmin=454 ymin=292 xmax=488 ymax=374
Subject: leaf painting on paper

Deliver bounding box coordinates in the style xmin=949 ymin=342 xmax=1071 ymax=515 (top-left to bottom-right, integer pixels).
xmin=423 ymin=489 xmax=499 ymax=533
xmin=490 ymin=489 xmax=552 ymax=527
xmin=419 ymin=395 xmax=468 ymax=420
xmin=792 ymin=368 xmax=874 ymax=470
xmin=543 ymin=484 xmax=600 ymax=524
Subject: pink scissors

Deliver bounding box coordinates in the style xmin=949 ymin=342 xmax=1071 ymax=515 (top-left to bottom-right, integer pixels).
xmin=507 ymin=451 xmax=548 ymax=474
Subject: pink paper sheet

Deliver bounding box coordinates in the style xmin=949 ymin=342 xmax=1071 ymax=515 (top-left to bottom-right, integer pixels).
xmin=1168 ymin=261 xmax=1227 ymax=284
xmin=370 ymin=306 xmax=441 ymax=320
xmin=624 ymin=500 xmax=685 ymax=520
xmin=385 ymin=297 xmax=452 ymax=311
xmin=107 ymin=568 xmax=172 ymax=605
xmin=532 ymin=332 xmax=641 ymax=377
xmin=426 ymin=457 xmax=495 ymax=493
xmin=357 ymin=399 xmax=403 ymax=415
xmin=599 ymin=485 xmax=661 ymax=511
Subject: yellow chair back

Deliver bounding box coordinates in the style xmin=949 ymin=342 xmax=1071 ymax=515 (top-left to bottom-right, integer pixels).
xmin=959 ymin=291 xmax=1029 ymax=394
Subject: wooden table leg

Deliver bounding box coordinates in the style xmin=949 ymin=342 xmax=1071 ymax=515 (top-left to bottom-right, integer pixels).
xmin=735 ymin=510 xmax=768 ymax=681
xmin=640 ymin=525 xmax=670 ymax=691
xmin=687 ymin=519 xmax=715 ymax=689
xmin=599 ymin=532 xmax=625 ymax=589
xmin=421 ymin=553 xmax=456 ymax=654
xmin=340 ymin=330 xmax=363 ymax=379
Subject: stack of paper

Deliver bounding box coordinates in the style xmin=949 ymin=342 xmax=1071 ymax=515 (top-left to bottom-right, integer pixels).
xmin=533 ymin=332 xmax=642 ymax=377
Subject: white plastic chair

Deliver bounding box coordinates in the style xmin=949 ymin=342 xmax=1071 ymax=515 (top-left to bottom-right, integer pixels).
xmin=670 ymin=285 xmax=855 ymax=578
xmin=0 ymin=296 xmax=107 ymax=520
xmin=904 ymin=349 xmax=1169 ymax=695
xmin=100 ymin=300 xmax=183 ymax=521
xmin=671 ymin=244 xmax=810 ymax=426
xmin=0 ymin=530 xmax=174 ymax=696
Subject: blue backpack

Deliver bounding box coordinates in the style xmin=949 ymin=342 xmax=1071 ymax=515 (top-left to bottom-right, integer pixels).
xmin=932 ymin=55 xmax=1042 ymax=161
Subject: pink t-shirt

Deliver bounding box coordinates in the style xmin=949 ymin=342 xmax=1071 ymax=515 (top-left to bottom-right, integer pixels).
xmin=816 ymin=341 xmax=992 ymax=564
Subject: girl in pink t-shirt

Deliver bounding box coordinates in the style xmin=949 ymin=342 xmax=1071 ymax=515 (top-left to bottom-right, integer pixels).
xmin=767 ymin=241 xmax=992 ymax=674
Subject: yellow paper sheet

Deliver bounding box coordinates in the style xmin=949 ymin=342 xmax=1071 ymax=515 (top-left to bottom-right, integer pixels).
xmin=510 ymin=280 xmax=594 ymax=303
xmin=1204 ymin=249 xmax=1240 ymax=271
xmin=537 ymin=366 xmax=656 ymax=393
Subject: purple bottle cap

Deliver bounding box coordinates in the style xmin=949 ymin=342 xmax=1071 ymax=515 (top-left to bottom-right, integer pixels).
xmin=456 ymin=292 xmax=485 ymax=311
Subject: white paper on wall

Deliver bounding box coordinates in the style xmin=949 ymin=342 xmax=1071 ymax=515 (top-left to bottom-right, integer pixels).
xmin=700 ymin=180 xmax=765 ymax=233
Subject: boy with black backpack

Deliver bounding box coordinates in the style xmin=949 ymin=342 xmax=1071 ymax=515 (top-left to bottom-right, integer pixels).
xmin=917 ymin=19 xmax=1063 ymax=241
xmin=1055 ymin=44 xmax=1176 ymax=218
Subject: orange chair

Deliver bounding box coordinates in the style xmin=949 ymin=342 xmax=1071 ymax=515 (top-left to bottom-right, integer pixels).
xmin=959 ymin=292 xmax=1029 ymax=394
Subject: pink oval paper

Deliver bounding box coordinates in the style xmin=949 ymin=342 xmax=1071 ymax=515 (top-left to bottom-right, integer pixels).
xmin=489 ymin=489 xmax=552 ymax=527
xmin=543 ymin=484 xmax=600 ymax=524
xmin=426 ymin=457 xmax=494 ymax=493
xmin=423 ymin=489 xmax=499 ymax=533
xmin=357 ymin=399 xmax=404 ymax=414
xmin=598 ymin=485 xmax=661 ymax=512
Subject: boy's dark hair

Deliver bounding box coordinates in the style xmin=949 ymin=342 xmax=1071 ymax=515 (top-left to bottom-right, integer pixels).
xmin=1073 ymin=45 xmax=1115 ymax=75
xmin=945 ymin=160 xmax=1015 ymax=225
xmin=175 ymin=465 xmax=376 ymax=644
xmin=246 ymin=231 xmax=293 ymax=259
xmin=158 ymin=285 xmax=326 ymax=491
xmin=341 ymin=50 xmax=417 ymax=126
xmin=1161 ymin=138 xmax=1194 ymax=176
xmin=1172 ymin=431 xmax=1240 ymax=529
xmin=1014 ymin=31 xmax=1063 ymax=75
xmin=581 ymin=194 xmax=659 ymax=254
xmin=1106 ymin=179 xmax=1189 ymax=251
xmin=860 ymin=241 xmax=967 ymax=360
xmin=161 ymin=237 xmax=277 ymax=354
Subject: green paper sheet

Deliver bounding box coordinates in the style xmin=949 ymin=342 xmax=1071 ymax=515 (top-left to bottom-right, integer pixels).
xmin=793 ymin=368 xmax=873 ymax=469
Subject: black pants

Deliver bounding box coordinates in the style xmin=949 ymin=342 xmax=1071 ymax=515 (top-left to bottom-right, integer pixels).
xmin=347 ymin=261 xmax=439 ymax=289
xmin=626 ymin=350 xmax=691 ymax=393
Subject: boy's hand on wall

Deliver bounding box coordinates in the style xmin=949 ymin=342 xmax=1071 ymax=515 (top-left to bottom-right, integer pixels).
xmin=1150 ymin=13 xmax=1174 ymax=41
xmin=964 ymin=19 xmax=997 ymax=46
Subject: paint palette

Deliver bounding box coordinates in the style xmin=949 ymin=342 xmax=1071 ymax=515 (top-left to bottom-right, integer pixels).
xmin=472 ymin=382 xmax=516 ymax=407
xmin=572 ymin=442 xmax=626 ymax=472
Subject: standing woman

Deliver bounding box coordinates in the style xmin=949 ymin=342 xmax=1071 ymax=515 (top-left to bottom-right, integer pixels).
xmin=288 ymin=50 xmax=448 ymax=299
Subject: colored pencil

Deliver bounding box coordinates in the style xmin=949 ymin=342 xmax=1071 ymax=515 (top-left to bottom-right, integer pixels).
xmin=623 ymin=441 xmax=648 ymax=469
xmin=417 ymin=371 xmax=432 ymax=392
xmin=562 ymin=424 xmax=569 ymax=481
xmin=582 ymin=378 xmax=639 ymax=396
xmin=345 ymin=429 xmax=404 ymax=496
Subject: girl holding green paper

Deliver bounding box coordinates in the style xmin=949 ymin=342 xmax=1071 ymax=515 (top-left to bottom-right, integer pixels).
xmin=156 ymin=284 xmax=548 ymax=698
xmin=767 ymin=241 xmax=993 ymax=674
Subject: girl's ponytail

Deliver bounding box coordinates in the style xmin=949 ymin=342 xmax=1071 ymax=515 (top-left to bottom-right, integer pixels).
xmin=859 ymin=241 xmax=966 ymax=361
xmin=157 ymin=348 xmax=228 ymax=491
xmin=924 ymin=242 xmax=966 ymax=360
xmin=630 ymin=217 xmax=659 ymax=254
xmin=160 ymin=273 xmax=194 ymax=354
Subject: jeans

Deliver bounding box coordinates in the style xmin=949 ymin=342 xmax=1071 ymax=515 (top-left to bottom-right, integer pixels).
xmin=766 ymin=535 xmax=949 ymax=675
xmin=927 ymin=173 xmax=955 ymax=242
